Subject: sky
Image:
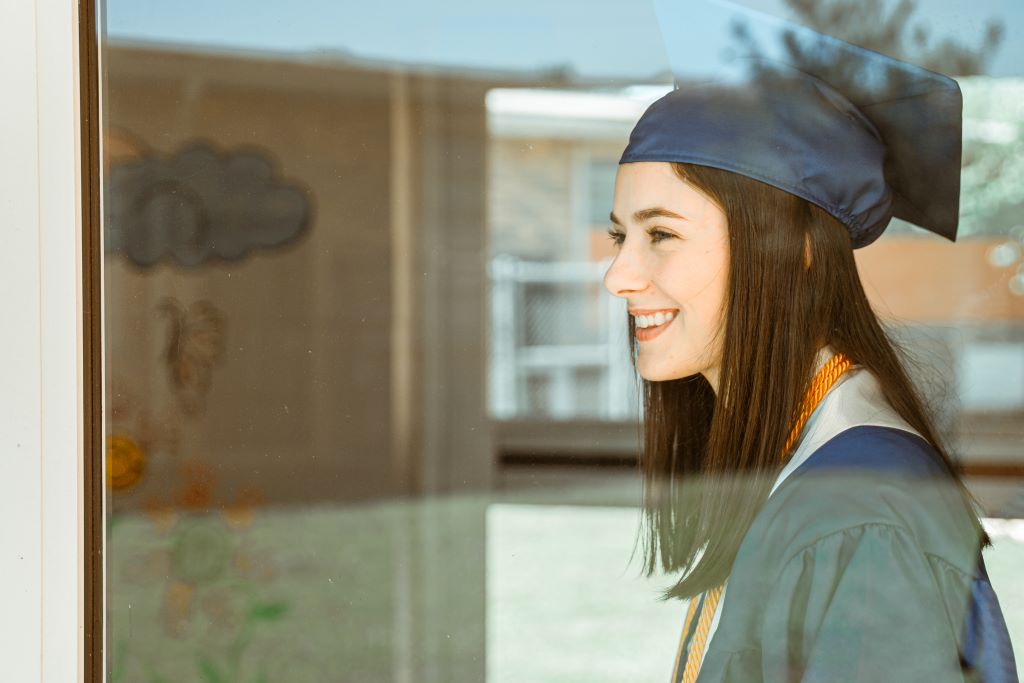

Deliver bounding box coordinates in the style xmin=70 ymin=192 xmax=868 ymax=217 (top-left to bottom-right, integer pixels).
xmin=103 ymin=0 xmax=1022 ymax=81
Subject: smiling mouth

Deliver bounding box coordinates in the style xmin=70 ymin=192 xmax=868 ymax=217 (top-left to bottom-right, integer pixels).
xmin=632 ymin=310 xmax=678 ymax=329
xmin=633 ymin=310 xmax=678 ymax=341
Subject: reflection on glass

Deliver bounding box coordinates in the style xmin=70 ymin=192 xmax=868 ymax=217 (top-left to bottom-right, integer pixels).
xmin=100 ymin=1 xmax=1022 ymax=681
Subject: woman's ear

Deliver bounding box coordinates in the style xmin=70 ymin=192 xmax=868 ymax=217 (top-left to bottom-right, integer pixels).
xmin=804 ymin=234 xmax=812 ymax=270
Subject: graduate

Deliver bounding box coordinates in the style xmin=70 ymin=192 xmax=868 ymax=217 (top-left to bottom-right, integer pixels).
xmin=601 ymin=1 xmax=1018 ymax=681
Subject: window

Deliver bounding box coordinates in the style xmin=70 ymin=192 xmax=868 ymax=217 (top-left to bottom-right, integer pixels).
xmin=92 ymin=2 xmax=1024 ymax=681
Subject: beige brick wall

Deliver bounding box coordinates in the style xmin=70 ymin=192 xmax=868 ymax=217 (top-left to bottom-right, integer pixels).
xmin=489 ymin=138 xmax=576 ymax=259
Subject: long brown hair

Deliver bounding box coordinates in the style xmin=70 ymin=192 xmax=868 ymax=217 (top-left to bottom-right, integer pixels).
xmin=630 ymin=162 xmax=990 ymax=601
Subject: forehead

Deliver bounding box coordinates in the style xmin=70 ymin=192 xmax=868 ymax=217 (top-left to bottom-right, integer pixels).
xmin=613 ymin=162 xmax=717 ymax=218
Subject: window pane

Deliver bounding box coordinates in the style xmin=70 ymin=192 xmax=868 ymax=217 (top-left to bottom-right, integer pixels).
xmin=99 ymin=2 xmax=1023 ymax=681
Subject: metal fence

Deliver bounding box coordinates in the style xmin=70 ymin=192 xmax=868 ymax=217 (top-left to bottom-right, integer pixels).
xmin=488 ymin=255 xmax=640 ymax=420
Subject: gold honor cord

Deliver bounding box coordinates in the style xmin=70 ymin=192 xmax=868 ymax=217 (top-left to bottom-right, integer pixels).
xmin=671 ymin=352 xmax=854 ymax=683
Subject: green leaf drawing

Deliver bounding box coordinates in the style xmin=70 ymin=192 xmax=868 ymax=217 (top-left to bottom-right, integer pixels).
xmin=197 ymin=654 xmax=228 ymax=683
xmin=248 ymin=602 xmax=288 ymax=622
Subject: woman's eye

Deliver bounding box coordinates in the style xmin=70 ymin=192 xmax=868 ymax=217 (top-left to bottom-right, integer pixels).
xmin=606 ymin=227 xmax=675 ymax=247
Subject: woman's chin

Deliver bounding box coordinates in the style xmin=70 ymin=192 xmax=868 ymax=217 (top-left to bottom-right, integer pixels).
xmin=637 ymin=360 xmax=703 ymax=383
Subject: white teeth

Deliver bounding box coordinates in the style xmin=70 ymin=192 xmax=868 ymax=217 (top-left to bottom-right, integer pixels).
xmin=635 ymin=311 xmax=676 ymax=328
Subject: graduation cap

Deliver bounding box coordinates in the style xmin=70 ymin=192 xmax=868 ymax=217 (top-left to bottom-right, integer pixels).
xmin=620 ymin=0 xmax=963 ymax=249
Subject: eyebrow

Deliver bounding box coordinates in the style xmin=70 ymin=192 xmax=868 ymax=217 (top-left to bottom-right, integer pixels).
xmin=609 ymin=207 xmax=689 ymax=225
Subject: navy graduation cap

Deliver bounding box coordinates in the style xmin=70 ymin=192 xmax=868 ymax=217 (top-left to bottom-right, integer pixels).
xmin=620 ymin=0 xmax=964 ymax=249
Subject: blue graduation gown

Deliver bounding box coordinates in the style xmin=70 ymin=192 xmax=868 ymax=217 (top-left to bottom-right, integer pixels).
xmin=674 ymin=365 xmax=1018 ymax=682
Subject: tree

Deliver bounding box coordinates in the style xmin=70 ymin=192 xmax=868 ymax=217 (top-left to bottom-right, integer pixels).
xmin=783 ymin=0 xmax=1004 ymax=76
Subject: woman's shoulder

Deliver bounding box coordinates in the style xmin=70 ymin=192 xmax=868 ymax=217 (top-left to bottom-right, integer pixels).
xmin=756 ymin=424 xmax=983 ymax=577
xmin=715 ymin=426 xmax=985 ymax=650
xmin=770 ymin=364 xmax=925 ymax=494
xmin=785 ymin=422 xmax=948 ymax=483
xmin=766 ymin=363 xmax=978 ymax=552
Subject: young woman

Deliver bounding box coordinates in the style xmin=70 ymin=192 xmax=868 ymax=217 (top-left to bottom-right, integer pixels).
xmin=601 ymin=8 xmax=1018 ymax=682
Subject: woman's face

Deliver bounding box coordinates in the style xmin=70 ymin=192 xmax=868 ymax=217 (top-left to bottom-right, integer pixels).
xmin=603 ymin=162 xmax=730 ymax=389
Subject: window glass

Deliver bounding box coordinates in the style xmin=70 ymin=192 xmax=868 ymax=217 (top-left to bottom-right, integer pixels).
xmin=100 ymin=2 xmax=1024 ymax=681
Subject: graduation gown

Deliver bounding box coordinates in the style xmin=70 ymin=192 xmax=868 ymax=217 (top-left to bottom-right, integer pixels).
xmin=673 ymin=360 xmax=1018 ymax=683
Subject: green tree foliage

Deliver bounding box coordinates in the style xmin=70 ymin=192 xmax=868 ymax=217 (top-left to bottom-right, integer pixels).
xmin=783 ymin=0 xmax=1004 ymax=76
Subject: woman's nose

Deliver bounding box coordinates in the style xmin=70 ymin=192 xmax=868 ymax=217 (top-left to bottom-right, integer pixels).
xmin=603 ymin=249 xmax=650 ymax=298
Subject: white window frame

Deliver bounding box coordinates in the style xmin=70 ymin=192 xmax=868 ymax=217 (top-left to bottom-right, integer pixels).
xmin=1 ymin=0 xmax=86 ymax=680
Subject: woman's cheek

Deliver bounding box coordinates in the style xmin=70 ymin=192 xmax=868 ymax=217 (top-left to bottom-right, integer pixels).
xmin=667 ymin=256 xmax=717 ymax=300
